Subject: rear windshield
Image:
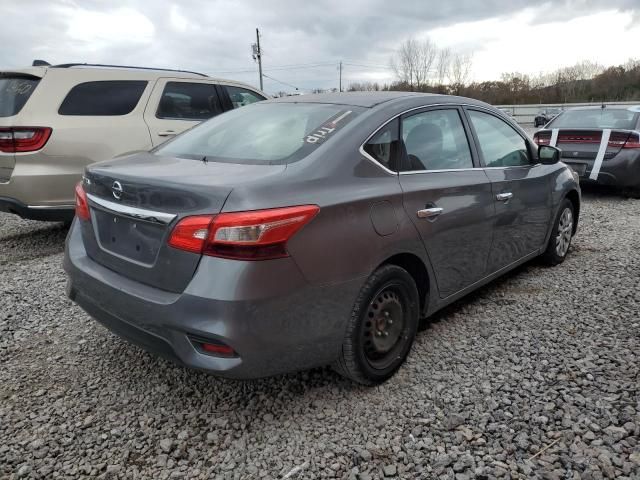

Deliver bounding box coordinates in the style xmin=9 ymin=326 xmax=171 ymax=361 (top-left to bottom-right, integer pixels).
xmin=0 ymin=76 xmax=40 ymax=117
xmin=155 ymin=102 xmax=360 ymax=165
xmin=549 ymin=109 xmax=639 ymax=129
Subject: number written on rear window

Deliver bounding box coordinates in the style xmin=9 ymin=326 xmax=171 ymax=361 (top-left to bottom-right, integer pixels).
xmin=59 ymin=81 xmax=148 ymax=116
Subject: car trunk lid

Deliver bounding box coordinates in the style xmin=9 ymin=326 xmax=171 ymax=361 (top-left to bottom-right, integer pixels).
xmin=81 ymin=152 xmax=286 ymax=292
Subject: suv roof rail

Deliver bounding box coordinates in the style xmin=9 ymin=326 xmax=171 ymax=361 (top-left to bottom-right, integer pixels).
xmin=50 ymin=63 xmax=208 ymax=77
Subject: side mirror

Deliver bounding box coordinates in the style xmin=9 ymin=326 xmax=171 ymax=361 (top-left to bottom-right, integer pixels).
xmin=538 ymin=145 xmax=561 ymax=165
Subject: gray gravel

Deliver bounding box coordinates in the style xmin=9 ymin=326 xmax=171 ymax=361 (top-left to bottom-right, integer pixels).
xmin=1 ymin=192 xmax=639 ymax=479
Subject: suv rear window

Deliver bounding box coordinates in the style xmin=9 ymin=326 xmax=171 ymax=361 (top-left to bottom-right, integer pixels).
xmin=59 ymin=80 xmax=147 ymax=116
xmin=155 ymin=102 xmax=360 ymax=165
xmin=550 ymin=109 xmax=639 ymax=129
xmin=0 ymin=76 xmax=40 ymax=117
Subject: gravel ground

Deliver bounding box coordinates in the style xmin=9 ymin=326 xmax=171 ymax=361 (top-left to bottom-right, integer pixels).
xmin=1 ymin=192 xmax=639 ymax=480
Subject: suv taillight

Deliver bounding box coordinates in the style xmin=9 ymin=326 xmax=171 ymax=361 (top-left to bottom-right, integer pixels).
xmin=0 ymin=127 xmax=52 ymax=153
xmin=75 ymin=182 xmax=90 ymax=221
xmin=168 ymin=205 xmax=320 ymax=260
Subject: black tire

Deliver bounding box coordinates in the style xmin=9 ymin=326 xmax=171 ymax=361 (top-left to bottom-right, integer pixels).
xmin=541 ymin=199 xmax=575 ymax=266
xmin=333 ymin=264 xmax=420 ymax=385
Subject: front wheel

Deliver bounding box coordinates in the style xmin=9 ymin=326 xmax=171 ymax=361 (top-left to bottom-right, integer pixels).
xmin=333 ymin=265 xmax=419 ymax=385
xmin=541 ymin=199 xmax=575 ymax=266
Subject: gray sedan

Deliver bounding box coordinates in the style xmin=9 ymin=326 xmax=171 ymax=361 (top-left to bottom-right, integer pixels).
xmin=64 ymin=92 xmax=580 ymax=385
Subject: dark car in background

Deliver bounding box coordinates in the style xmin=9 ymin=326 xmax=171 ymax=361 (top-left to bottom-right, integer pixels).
xmin=534 ymin=105 xmax=640 ymax=196
xmin=64 ymin=92 xmax=580 ymax=385
xmin=534 ymin=108 xmax=562 ymax=127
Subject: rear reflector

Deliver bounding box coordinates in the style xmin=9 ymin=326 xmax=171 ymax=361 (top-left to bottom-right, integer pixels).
xmin=168 ymin=205 xmax=320 ymax=260
xmin=74 ymin=182 xmax=90 ymax=221
xmin=189 ymin=337 xmax=236 ymax=357
xmin=0 ymin=127 xmax=52 ymax=153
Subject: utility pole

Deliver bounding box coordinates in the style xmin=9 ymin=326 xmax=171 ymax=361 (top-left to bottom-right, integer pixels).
xmin=256 ymin=28 xmax=263 ymax=91
xmin=339 ymin=61 xmax=342 ymax=92
xmin=252 ymin=29 xmax=263 ymax=90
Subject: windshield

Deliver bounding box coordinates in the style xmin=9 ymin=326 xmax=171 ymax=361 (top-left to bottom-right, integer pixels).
xmin=0 ymin=76 xmax=40 ymax=117
xmin=549 ymin=108 xmax=639 ymax=129
xmin=155 ymin=102 xmax=360 ymax=165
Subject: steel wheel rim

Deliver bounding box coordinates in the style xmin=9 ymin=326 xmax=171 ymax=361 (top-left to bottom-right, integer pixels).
xmin=555 ymin=207 xmax=573 ymax=257
xmin=361 ymin=285 xmax=406 ymax=370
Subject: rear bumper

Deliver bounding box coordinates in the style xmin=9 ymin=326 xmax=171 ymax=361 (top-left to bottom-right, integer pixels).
xmin=563 ymin=150 xmax=640 ymax=188
xmin=63 ymin=220 xmax=362 ymax=379
xmin=0 ymin=196 xmax=74 ymax=221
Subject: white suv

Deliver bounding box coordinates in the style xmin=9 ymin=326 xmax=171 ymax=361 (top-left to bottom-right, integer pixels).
xmin=0 ymin=62 xmax=267 ymax=221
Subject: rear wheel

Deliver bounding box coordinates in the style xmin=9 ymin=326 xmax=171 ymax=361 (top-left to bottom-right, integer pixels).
xmin=541 ymin=199 xmax=574 ymax=266
xmin=333 ymin=265 xmax=419 ymax=385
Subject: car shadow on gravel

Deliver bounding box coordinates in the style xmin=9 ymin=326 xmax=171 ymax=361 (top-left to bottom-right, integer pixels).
xmin=0 ymin=222 xmax=69 ymax=264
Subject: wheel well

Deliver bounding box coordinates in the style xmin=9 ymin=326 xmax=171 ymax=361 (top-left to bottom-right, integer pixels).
xmin=565 ymin=190 xmax=580 ymax=234
xmin=381 ymin=253 xmax=429 ymax=313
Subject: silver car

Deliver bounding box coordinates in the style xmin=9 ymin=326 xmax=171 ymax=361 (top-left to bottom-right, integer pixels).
xmin=64 ymin=92 xmax=580 ymax=385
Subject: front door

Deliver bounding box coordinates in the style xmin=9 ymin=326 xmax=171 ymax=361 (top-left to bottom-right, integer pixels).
xmin=397 ymin=107 xmax=494 ymax=298
xmin=466 ymin=109 xmax=552 ymax=272
xmin=143 ymin=78 xmax=224 ymax=146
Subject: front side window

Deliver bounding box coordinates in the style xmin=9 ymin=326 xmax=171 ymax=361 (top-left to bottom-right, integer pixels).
xmin=468 ymin=110 xmax=530 ymax=167
xmin=225 ymin=86 xmax=265 ymax=109
xmin=401 ymin=109 xmax=473 ymax=171
xmin=0 ymin=76 xmax=40 ymax=117
xmin=59 ymin=81 xmax=147 ymax=116
xmin=155 ymin=102 xmax=359 ymax=165
xmin=157 ymin=82 xmax=223 ymax=120
xmin=363 ymin=118 xmax=401 ymax=171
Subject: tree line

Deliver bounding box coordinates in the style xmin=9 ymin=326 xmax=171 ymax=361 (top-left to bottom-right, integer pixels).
xmin=348 ymin=38 xmax=640 ymax=104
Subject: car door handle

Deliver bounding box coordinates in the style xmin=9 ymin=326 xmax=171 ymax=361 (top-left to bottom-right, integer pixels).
xmin=158 ymin=130 xmax=177 ymax=137
xmin=496 ymin=192 xmax=513 ymax=202
xmin=417 ymin=207 xmax=443 ymax=219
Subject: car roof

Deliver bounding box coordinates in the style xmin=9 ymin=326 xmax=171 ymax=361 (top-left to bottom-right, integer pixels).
xmin=269 ymin=91 xmax=489 ymax=109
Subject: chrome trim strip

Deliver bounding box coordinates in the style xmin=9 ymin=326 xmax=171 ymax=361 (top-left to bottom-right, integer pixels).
xmin=27 ymin=204 xmax=75 ymax=209
xmin=86 ymin=193 xmax=177 ymax=225
xmin=359 ymin=102 xmax=519 ymax=175
xmin=399 ymin=167 xmax=478 ymax=175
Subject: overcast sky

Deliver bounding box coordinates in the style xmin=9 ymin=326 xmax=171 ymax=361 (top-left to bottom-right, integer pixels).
xmin=2 ymin=0 xmax=639 ymax=94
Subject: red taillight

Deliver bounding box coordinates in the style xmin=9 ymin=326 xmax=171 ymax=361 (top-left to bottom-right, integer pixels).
xmin=74 ymin=182 xmax=90 ymax=221
xmin=0 ymin=127 xmax=52 ymax=153
xmin=168 ymin=205 xmax=320 ymax=260
xmin=533 ymin=132 xmax=551 ymax=145
xmin=622 ymin=132 xmax=640 ymax=149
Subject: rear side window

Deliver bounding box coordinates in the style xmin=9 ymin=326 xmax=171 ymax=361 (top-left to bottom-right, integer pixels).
xmin=59 ymin=81 xmax=147 ymax=116
xmin=401 ymin=109 xmax=473 ymax=171
xmin=225 ymin=86 xmax=265 ymax=109
xmin=363 ymin=118 xmax=401 ymax=171
xmin=157 ymin=82 xmax=223 ymax=120
xmin=0 ymin=76 xmax=40 ymax=117
xmin=468 ymin=110 xmax=530 ymax=168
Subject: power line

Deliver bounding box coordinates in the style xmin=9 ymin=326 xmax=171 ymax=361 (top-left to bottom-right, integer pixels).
xmin=262 ymin=73 xmax=300 ymax=91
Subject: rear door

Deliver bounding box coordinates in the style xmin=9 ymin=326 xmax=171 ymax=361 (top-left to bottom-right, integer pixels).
xmin=466 ymin=108 xmax=552 ymax=272
xmin=143 ymin=78 xmax=224 ymax=146
xmin=396 ymin=106 xmax=494 ymax=298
